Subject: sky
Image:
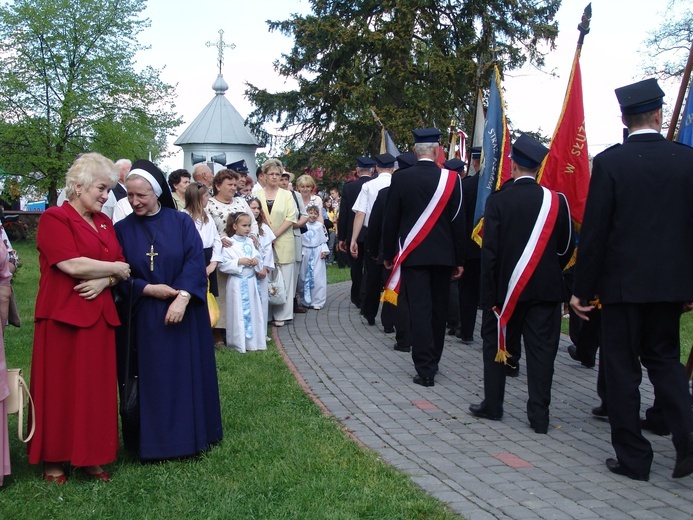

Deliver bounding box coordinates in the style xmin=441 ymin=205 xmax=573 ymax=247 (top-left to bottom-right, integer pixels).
xmin=137 ymin=0 xmax=684 ymax=171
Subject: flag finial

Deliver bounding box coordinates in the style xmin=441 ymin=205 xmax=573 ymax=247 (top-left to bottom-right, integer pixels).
xmin=577 ymin=4 xmax=592 ymax=46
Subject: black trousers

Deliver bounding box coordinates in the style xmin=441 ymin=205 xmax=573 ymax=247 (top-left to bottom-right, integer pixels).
xmin=402 ymin=265 xmax=451 ymax=379
xmin=601 ymin=302 xmax=693 ymax=476
xmin=391 ymin=280 xmax=411 ymax=348
xmin=481 ymin=301 xmax=561 ymax=425
xmin=569 ymin=306 xmax=601 ymax=366
xmin=458 ymin=257 xmax=480 ymax=339
xmin=447 ymin=280 xmax=459 ymax=329
xmin=348 ymin=241 xmax=365 ymax=306
xmin=361 ymin=254 xmax=383 ymax=322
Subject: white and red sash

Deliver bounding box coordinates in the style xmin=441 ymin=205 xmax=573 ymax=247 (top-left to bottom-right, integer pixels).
xmin=493 ymin=187 xmax=560 ymax=364
xmin=382 ymin=169 xmax=458 ymax=305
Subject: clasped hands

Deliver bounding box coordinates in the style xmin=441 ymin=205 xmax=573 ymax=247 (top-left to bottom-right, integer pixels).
xmin=74 ymin=261 xmax=131 ymax=301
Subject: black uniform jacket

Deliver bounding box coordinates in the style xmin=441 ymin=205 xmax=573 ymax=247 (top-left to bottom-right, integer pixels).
xmin=480 ymin=177 xmax=574 ymax=310
xmin=573 ymin=133 xmax=693 ymax=304
xmin=337 ymin=175 xmax=371 ymax=244
xmin=382 ymin=160 xmax=465 ymax=267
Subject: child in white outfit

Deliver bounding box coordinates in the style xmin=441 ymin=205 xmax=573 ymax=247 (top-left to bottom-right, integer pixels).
xmin=298 ymin=204 xmax=329 ymax=309
xmin=219 ymin=212 xmax=265 ymax=352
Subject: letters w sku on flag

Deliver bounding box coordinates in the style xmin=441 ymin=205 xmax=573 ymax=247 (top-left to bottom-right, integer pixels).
xmin=537 ymin=50 xmax=590 ymax=227
xmin=472 ymin=66 xmax=511 ymax=246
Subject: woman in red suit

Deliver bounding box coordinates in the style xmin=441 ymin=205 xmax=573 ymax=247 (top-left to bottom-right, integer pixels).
xmin=27 ymin=153 xmax=131 ymax=483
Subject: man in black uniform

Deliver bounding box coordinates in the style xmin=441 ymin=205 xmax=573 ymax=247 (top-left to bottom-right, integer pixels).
xmin=571 ymin=78 xmax=693 ymax=481
xmin=367 ymin=153 xmax=417 ymax=351
xmin=469 ymin=134 xmax=574 ymax=433
xmin=337 ymin=157 xmax=373 ymax=308
xmin=382 ymin=128 xmax=465 ymax=387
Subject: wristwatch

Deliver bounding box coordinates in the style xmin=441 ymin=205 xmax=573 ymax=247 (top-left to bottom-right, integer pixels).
xmin=179 ymin=290 xmax=191 ymax=299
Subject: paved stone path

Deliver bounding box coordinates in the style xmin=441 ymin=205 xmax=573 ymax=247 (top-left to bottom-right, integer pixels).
xmin=274 ymin=281 xmax=692 ymax=519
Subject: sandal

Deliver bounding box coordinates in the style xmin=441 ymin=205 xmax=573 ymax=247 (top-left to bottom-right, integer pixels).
xmin=43 ymin=463 xmax=67 ymax=485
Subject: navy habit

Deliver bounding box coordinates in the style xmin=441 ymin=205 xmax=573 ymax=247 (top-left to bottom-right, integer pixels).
xmin=115 ymin=207 xmax=223 ymax=460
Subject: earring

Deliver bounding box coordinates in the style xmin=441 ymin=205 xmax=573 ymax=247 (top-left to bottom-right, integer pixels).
xmin=76 ymin=191 xmax=82 ymax=196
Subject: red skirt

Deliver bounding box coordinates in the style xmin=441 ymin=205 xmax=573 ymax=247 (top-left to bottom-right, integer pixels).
xmin=27 ymin=319 xmax=118 ymax=466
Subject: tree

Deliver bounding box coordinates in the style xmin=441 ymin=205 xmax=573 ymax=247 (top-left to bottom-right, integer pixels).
xmin=642 ymin=0 xmax=692 ymax=81
xmin=245 ymin=0 xmax=560 ymax=182
xmin=0 ymin=0 xmax=182 ymax=205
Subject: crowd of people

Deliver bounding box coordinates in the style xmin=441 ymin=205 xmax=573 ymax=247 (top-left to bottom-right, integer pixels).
xmin=0 ymin=77 xmax=691 ymax=488
xmin=336 ymin=78 xmax=693 ymax=482
xmin=0 ymin=153 xmax=333 ymax=484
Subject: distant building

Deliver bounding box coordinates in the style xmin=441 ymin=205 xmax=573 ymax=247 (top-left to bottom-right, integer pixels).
xmin=174 ymin=73 xmax=259 ymax=178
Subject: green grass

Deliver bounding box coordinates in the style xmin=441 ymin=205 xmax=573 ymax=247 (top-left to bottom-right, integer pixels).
xmin=1 ymin=240 xmax=459 ymax=519
xmin=327 ymin=262 xmax=352 ymax=285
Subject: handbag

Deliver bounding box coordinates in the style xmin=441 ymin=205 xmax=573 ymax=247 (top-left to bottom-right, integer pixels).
xmin=268 ymin=266 xmax=287 ymax=306
xmin=207 ymin=280 xmax=220 ymax=327
xmin=6 ymin=368 xmax=36 ymax=443
xmin=8 ymin=285 xmax=20 ymax=327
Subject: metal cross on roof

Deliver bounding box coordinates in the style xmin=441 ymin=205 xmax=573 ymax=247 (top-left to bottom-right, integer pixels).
xmin=206 ymin=29 xmax=236 ymax=75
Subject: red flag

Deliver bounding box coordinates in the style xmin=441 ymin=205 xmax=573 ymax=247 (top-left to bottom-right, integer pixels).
xmin=537 ymin=50 xmax=590 ymax=226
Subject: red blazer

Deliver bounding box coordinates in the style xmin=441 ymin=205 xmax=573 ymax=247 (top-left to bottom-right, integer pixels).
xmin=34 ymin=203 xmax=124 ymax=327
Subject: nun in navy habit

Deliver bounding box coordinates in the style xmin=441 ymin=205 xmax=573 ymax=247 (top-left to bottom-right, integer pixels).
xmin=115 ymin=160 xmax=223 ymax=460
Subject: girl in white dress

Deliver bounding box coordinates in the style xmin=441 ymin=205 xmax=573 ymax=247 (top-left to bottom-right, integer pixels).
xmin=219 ymin=213 xmax=265 ymax=353
xmin=246 ymin=196 xmax=276 ymax=340
xmin=298 ymin=204 xmax=329 ymax=309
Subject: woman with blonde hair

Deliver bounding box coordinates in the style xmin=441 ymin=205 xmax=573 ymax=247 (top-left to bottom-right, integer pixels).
xmin=295 ymin=174 xmax=323 ymax=223
xmin=256 ymin=159 xmax=297 ymax=326
xmin=28 ymin=153 xmax=131 ymax=483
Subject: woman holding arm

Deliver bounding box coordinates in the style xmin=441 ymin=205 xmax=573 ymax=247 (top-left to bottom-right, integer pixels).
xmin=114 ymin=160 xmax=222 ymax=460
xmin=28 ymin=153 xmax=130 ymax=483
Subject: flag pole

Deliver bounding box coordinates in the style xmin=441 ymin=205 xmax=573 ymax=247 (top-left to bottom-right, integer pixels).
xmin=537 ymin=4 xmax=591 ymax=185
xmin=666 ymin=40 xmax=693 ymax=141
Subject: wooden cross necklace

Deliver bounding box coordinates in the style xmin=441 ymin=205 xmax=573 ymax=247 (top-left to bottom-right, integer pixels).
xmin=138 ymin=216 xmax=162 ymax=272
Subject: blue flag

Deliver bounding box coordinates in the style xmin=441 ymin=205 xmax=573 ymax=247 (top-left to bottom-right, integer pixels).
xmin=472 ymin=66 xmax=511 ymax=245
xmin=678 ymin=86 xmax=693 ymax=147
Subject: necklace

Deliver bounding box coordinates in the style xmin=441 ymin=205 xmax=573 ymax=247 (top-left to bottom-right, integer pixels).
xmin=138 ymin=216 xmax=163 ymax=272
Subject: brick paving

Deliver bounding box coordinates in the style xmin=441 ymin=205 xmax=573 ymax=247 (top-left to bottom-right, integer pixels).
xmin=274 ymin=281 xmax=692 ymax=519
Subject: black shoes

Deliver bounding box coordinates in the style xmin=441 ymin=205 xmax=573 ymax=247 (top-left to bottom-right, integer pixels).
xmin=640 ymin=418 xmax=670 ymax=436
xmin=567 ymin=345 xmax=595 ymax=368
xmin=394 ymin=343 xmax=411 ymax=353
xmin=591 ymin=405 xmax=608 ymax=418
xmin=673 ymin=432 xmax=693 ymax=478
xmin=530 ymin=421 xmax=548 ymax=434
xmin=606 ymin=458 xmax=649 ymax=481
xmin=365 ymin=317 xmax=375 ymax=326
xmin=469 ymin=402 xmax=502 ymax=421
xmin=413 ymin=375 xmax=434 ymax=387
xmin=383 ymin=326 xmax=395 ymax=333
xmin=567 ymin=344 xmax=579 ymax=361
